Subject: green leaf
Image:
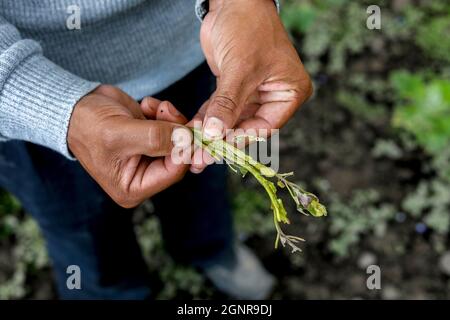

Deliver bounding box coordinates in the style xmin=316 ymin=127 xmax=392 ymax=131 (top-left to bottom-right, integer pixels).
xmin=259 ymin=166 xmax=276 ymax=178
xmin=276 ymin=198 xmax=290 ymax=224
xmin=307 ymin=199 xmax=328 ymax=217
xmin=239 ymin=166 xmax=248 ymax=177
xmin=281 ymin=3 xmax=318 ymax=34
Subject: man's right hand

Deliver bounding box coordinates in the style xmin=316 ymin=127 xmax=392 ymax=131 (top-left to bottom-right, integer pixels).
xmin=67 ymin=85 xmax=192 ymax=208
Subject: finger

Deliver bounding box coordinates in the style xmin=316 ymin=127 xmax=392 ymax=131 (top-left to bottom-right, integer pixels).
xmin=203 ymin=72 xmax=255 ymax=140
xmin=96 ymin=85 xmax=144 ymax=119
xmin=237 ymin=101 xmax=294 ymax=133
xmin=258 ymin=90 xmax=299 ymax=104
xmin=156 ymin=101 xmax=188 ymax=125
xmin=187 ymin=100 xmax=215 ymax=174
xmin=239 ymin=78 xmax=314 ymax=132
xmin=114 ymin=118 xmax=192 ymax=157
xmin=236 ymin=103 xmax=259 ymax=124
xmin=130 ymin=155 xmax=189 ymax=200
xmin=237 ymin=91 xmax=299 ymax=132
xmin=154 ymin=102 xmax=193 ymax=158
xmin=187 ymin=99 xmax=216 ymax=173
xmin=258 ymin=81 xmax=296 ymax=91
xmin=140 ymin=96 xmax=161 ymax=119
xmin=190 ymin=147 xmax=216 ymax=174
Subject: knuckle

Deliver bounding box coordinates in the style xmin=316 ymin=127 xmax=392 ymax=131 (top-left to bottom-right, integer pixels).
xmin=294 ymin=74 xmax=314 ymax=104
xmin=305 ymin=77 xmax=314 ymax=99
xmin=174 ymin=168 xmax=187 ymax=183
xmin=107 ymin=159 xmax=144 ymax=209
xmin=113 ymin=193 xmax=129 ymax=208
xmin=95 ymin=84 xmax=120 ymax=98
xmin=212 ymin=94 xmax=237 ymax=115
xmin=115 ymin=197 xmax=137 ymax=209
xmin=114 ymin=188 xmax=141 ymax=209
xmin=99 ymin=126 xmax=119 ymax=150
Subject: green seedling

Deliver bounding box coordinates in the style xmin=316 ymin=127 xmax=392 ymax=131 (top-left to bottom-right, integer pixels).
xmin=192 ymin=128 xmax=327 ymax=253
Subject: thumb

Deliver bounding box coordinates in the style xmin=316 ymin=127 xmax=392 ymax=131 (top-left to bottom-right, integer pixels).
xmin=203 ymin=73 xmax=252 ymax=139
xmin=116 ymin=118 xmax=192 ymax=157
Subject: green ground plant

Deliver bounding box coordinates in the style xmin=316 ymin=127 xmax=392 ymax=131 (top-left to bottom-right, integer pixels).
xmin=391 ymin=71 xmax=450 ymax=155
xmin=327 ymin=189 xmax=396 ymax=257
xmin=232 ymin=189 xmax=275 ymax=236
xmin=0 ymin=211 xmax=48 ymax=299
xmin=390 ymin=71 xmax=450 ymax=235
xmin=416 ymin=15 xmax=450 ymax=64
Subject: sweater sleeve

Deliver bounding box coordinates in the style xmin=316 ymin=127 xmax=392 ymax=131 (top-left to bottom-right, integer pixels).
xmin=195 ymin=0 xmax=281 ymax=20
xmin=0 ymin=16 xmax=100 ymax=158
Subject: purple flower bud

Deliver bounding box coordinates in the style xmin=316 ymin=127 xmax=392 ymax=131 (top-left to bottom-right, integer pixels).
xmin=297 ymin=193 xmax=312 ymax=208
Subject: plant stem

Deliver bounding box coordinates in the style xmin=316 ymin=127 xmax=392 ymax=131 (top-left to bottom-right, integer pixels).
xmin=191 ymin=127 xmax=326 ymax=253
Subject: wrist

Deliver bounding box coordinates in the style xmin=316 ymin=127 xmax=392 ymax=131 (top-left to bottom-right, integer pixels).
xmin=207 ymin=0 xmax=278 ymax=14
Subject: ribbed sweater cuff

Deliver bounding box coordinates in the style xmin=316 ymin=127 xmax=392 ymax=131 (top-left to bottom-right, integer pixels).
xmin=0 ymin=45 xmax=99 ymax=159
xmin=195 ymin=0 xmax=281 ymax=20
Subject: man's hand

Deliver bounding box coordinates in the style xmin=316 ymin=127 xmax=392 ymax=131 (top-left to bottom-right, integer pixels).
xmin=190 ymin=0 xmax=313 ymax=173
xmin=68 ymin=85 xmax=192 ymax=208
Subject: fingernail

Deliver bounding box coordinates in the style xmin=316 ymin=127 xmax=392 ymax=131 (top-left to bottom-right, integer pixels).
xmin=142 ymin=97 xmax=149 ymax=109
xmin=203 ymin=117 xmax=224 ymax=140
xmin=172 ymin=127 xmax=192 ymax=148
xmin=166 ymin=102 xmax=181 ymax=117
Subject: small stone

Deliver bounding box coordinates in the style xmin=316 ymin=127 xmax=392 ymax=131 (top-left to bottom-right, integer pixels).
xmin=395 ymin=212 xmax=406 ymax=223
xmin=439 ymin=252 xmax=450 ymax=276
xmin=415 ymin=222 xmax=427 ymax=234
xmin=357 ymin=252 xmax=377 ymax=269
xmin=370 ymin=37 xmax=385 ymax=54
xmin=393 ymin=0 xmax=410 ymax=11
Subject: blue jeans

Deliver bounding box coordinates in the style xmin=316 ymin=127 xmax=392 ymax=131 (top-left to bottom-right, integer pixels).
xmin=0 ymin=63 xmax=234 ymax=299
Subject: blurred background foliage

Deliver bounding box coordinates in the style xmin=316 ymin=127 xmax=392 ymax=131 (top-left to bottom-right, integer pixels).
xmin=1 ymin=0 xmax=450 ymax=299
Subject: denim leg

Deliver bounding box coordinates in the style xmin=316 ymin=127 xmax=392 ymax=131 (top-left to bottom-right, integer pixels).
xmin=153 ymin=63 xmax=235 ymax=268
xmin=152 ymin=165 xmax=234 ymax=268
xmin=0 ymin=142 xmax=151 ymax=299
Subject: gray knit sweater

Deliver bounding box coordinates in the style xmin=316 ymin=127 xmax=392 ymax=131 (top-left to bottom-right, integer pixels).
xmin=0 ymin=0 xmax=279 ymax=158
